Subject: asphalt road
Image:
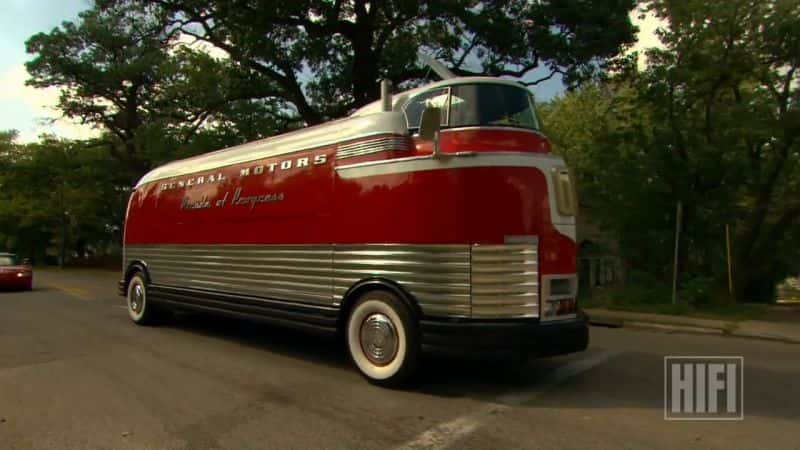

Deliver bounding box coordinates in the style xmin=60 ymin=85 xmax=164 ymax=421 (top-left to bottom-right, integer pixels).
xmin=1 ymin=269 xmax=798 ymax=450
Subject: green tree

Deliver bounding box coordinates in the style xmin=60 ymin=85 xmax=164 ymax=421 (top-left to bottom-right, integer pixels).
xmin=25 ymin=1 xmax=291 ymax=180
xmin=643 ymin=0 xmax=800 ymax=301
xmin=0 ymin=134 xmax=127 ymax=264
xmin=150 ymin=0 xmax=638 ymax=124
xmin=542 ymin=0 xmax=800 ymax=302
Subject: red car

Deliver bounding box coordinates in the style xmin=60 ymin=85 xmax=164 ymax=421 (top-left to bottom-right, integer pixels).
xmin=0 ymin=253 xmax=33 ymax=291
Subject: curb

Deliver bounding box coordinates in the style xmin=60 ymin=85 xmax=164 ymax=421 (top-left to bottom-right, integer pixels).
xmin=624 ymin=321 xmax=726 ymax=336
xmin=586 ymin=311 xmax=800 ymax=345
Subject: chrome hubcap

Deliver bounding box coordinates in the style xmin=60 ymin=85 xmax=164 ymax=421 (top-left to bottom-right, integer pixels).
xmin=131 ymin=283 xmax=144 ymax=313
xmin=359 ymin=313 xmax=398 ymax=366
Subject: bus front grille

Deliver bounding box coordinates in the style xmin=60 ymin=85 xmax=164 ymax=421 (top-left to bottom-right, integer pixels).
xmin=470 ymin=244 xmax=540 ymax=318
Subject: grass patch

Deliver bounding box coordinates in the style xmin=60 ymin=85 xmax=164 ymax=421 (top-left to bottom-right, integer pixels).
xmin=581 ymin=285 xmax=768 ymax=322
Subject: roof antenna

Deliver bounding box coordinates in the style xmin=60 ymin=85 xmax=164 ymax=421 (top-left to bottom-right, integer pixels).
xmin=418 ymin=52 xmax=456 ymax=80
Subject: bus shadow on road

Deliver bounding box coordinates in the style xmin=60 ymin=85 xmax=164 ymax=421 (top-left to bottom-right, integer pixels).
xmin=168 ymin=312 xmax=353 ymax=370
xmin=163 ymin=310 xmax=582 ymax=395
xmin=157 ymin=312 xmax=800 ymax=421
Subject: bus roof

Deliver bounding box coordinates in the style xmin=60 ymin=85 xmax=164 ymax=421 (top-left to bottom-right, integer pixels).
xmin=134 ymin=76 xmax=525 ymax=188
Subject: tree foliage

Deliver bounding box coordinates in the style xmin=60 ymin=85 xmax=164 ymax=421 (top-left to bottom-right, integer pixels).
xmin=0 ymin=134 xmax=127 ymax=264
xmin=542 ymin=0 xmax=800 ymax=302
xmin=145 ymin=0 xmax=637 ymax=124
xmin=25 ymin=1 xmax=295 ymax=179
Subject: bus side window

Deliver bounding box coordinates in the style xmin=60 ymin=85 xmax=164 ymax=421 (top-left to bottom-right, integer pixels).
xmin=403 ymin=88 xmax=450 ymax=133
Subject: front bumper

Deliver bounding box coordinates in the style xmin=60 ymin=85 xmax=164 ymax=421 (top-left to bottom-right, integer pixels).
xmin=420 ymin=310 xmax=589 ymax=357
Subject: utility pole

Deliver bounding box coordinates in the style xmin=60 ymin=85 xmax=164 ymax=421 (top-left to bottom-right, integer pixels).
xmin=726 ymin=224 xmax=734 ymax=296
xmin=671 ymin=202 xmax=683 ymax=305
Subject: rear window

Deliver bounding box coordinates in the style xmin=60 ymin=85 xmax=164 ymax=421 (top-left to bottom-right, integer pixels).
xmin=449 ymin=84 xmax=539 ymax=130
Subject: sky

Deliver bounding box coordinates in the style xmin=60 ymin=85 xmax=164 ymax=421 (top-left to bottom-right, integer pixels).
xmin=0 ymin=1 xmax=663 ymax=143
xmin=0 ymin=0 xmax=93 ymax=142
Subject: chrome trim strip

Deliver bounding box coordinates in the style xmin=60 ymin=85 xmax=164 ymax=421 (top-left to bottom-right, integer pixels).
xmin=125 ymin=245 xmax=334 ymax=305
xmin=125 ymin=244 xmax=472 ymax=317
xmin=439 ymin=126 xmax=545 ymax=138
xmin=335 ymin=151 xmax=563 ymax=178
xmin=471 ymin=244 xmax=540 ymax=318
xmin=149 ymin=283 xmax=338 ymax=313
xmin=126 ymin=243 xmax=554 ymax=319
xmin=336 ymin=135 xmax=411 ymax=160
xmin=332 ymin=245 xmax=471 ymax=317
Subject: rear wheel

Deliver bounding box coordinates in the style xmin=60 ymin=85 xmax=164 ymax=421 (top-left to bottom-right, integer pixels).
xmin=346 ymin=290 xmax=420 ymax=386
xmin=127 ymin=272 xmax=164 ymax=325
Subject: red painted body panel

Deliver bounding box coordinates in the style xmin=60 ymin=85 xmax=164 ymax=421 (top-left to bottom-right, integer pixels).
xmin=124 ymin=128 xmax=575 ymax=276
xmin=438 ymin=128 xmax=551 ymax=154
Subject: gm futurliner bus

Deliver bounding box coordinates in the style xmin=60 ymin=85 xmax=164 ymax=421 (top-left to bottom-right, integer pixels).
xmin=119 ymin=68 xmax=588 ymax=386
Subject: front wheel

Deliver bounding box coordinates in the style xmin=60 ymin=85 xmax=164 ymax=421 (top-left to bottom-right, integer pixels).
xmin=127 ymin=272 xmax=164 ymax=325
xmin=346 ymin=290 xmax=420 ymax=387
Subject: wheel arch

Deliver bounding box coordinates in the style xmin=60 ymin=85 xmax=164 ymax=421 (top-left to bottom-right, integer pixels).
xmin=338 ymin=278 xmax=421 ymax=332
xmin=123 ymin=260 xmax=151 ymax=292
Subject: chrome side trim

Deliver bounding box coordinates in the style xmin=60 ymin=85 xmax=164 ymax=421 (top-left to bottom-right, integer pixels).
xmin=126 ymin=243 xmax=549 ymax=319
xmin=439 ymin=126 xmax=545 ymax=137
xmin=471 ymin=244 xmax=540 ymax=318
xmin=124 ymin=245 xmax=334 ymax=305
xmin=124 ymin=244 xmax=472 ymax=317
xmin=333 ymin=245 xmax=471 ymax=317
xmin=335 ymin=151 xmax=562 ymax=178
xmin=336 ymin=135 xmax=411 ymax=160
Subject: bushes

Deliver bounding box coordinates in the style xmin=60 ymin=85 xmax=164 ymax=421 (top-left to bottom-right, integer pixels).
xmin=680 ymin=276 xmax=717 ymax=306
xmin=582 ymin=271 xmax=765 ymax=320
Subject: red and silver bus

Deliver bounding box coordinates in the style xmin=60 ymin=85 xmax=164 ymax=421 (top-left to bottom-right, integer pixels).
xmin=120 ymin=76 xmax=588 ymax=385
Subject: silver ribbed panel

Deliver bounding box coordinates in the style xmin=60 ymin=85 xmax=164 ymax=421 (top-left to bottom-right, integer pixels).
xmin=332 ymin=245 xmax=471 ymax=317
xmin=125 ymin=244 xmax=472 ymax=316
xmin=470 ymin=244 xmax=540 ymax=318
xmin=124 ymin=245 xmax=333 ymax=305
xmin=126 ymin=244 xmax=537 ymax=318
xmin=336 ymin=135 xmax=410 ymax=159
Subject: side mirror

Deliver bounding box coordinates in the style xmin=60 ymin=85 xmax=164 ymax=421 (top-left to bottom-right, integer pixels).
xmin=418 ymin=107 xmax=442 ymax=157
xmin=418 ymin=107 xmax=441 ymax=141
xmin=21 ymin=258 xmax=31 ymax=266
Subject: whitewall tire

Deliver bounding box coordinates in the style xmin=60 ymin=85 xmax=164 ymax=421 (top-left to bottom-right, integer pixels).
xmin=127 ymin=272 xmax=161 ymax=325
xmin=346 ymin=291 xmax=420 ymax=386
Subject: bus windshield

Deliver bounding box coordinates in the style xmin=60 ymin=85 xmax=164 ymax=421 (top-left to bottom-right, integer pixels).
xmin=448 ymin=84 xmax=539 ymax=130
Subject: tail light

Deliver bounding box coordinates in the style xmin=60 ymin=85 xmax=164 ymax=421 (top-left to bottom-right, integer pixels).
xmin=541 ymin=275 xmax=578 ymax=321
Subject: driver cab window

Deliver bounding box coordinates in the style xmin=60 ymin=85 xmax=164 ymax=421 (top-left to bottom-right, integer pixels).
xmin=403 ymin=88 xmax=449 ymax=132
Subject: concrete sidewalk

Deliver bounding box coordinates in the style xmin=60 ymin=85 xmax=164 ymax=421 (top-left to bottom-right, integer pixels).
xmin=585 ymin=308 xmax=800 ymax=344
